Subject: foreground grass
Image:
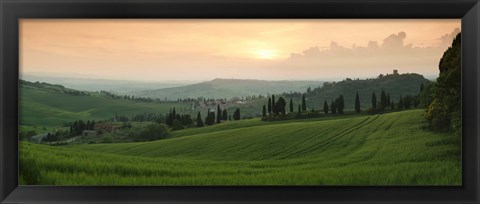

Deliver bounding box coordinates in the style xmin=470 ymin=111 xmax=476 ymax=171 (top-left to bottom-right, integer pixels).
xmin=20 ymin=110 xmax=461 ymax=185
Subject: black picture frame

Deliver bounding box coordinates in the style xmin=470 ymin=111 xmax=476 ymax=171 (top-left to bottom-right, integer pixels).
xmin=1 ymin=0 xmax=479 ymax=203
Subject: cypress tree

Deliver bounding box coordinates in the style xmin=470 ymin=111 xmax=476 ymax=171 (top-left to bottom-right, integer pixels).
xmin=262 ymin=105 xmax=267 ymax=117
xmin=216 ymin=105 xmax=221 ymax=123
xmin=289 ymin=98 xmax=294 ymax=113
xmin=337 ymin=95 xmax=345 ymax=114
xmin=371 ymin=92 xmax=377 ymax=109
xmin=196 ymin=112 xmax=204 ymax=127
xmin=323 ymin=100 xmax=329 ymax=114
xmin=331 ymin=100 xmax=337 ymax=114
xmin=267 ymin=97 xmax=272 ymax=114
xmin=272 ymin=95 xmax=276 ymax=114
xmin=298 ymin=104 xmax=301 ymax=115
xmin=222 ymin=109 xmax=228 ymax=120
xmin=380 ymin=90 xmax=387 ymax=110
xmin=301 ymin=94 xmax=307 ymax=111
xmin=355 ymin=92 xmax=361 ymax=113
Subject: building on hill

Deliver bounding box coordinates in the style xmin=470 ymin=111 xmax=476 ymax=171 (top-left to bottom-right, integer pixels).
xmin=393 ymin=69 xmax=399 ymax=75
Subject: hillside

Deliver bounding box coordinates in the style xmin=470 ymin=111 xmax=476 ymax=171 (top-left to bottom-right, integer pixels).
xmin=19 ymin=80 xmax=190 ymax=129
xmin=21 ymin=74 xmax=190 ymax=95
xmin=134 ymin=78 xmax=322 ymax=99
xmin=20 ymin=110 xmax=460 ymax=185
xmin=289 ymin=73 xmax=431 ymax=111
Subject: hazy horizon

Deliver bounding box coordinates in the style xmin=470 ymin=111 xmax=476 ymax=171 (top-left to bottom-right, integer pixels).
xmin=20 ymin=19 xmax=460 ymax=82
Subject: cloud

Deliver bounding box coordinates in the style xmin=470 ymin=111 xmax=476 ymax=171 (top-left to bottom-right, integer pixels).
xmin=280 ymin=28 xmax=461 ymax=79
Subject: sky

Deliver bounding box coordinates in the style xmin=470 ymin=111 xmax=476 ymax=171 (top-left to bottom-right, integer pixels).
xmin=20 ymin=19 xmax=460 ymax=81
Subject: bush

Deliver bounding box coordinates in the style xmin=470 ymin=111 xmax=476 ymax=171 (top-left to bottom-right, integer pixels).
xmin=137 ymin=123 xmax=170 ymax=141
xmin=101 ymin=136 xmax=114 ymax=143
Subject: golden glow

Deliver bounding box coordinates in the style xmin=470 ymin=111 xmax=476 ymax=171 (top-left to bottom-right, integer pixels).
xmin=20 ymin=19 xmax=461 ymax=81
xmin=254 ymin=49 xmax=278 ymax=59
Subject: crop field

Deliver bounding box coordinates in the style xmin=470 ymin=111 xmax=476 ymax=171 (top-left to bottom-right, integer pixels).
xmin=19 ymin=87 xmax=191 ymax=128
xmin=19 ymin=110 xmax=461 ymax=185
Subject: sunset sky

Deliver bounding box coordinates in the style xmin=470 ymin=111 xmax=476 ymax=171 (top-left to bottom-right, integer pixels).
xmin=20 ymin=19 xmax=460 ymax=81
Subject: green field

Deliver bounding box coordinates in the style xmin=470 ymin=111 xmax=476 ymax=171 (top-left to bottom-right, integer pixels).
xmin=19 ymin=87 xmax=191 ymax=128
xmin=19 ymin=109 xmax=461 ymax=185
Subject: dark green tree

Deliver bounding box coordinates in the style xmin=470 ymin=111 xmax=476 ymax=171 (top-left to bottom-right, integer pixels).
xmin=222 ymin=109 xmax=228 ymax=120
xmin=267 ymin=97 xmax=272 ymax=114
xmin=233 ymin=108 xmax=241 ymax=120
xmin=380 ymin=90 xmax=387 ymax=110
xmin=355 ymin=92 xmax=361 ymax=113
xmin=262 ymin=105 xmax=267 ymax=117
xmin=371 ymin=92 xmax=377 ymax=109
xmin=216 ymin=105 xmax=222 ymax=124
xmin=337 ymin=95 xmax=345 ymax=114
xmin=330 ymin=100 xmax=337 ymax=114
xmin=271 ymin=95 xmax=276 ymax=114
xmin=276 ymin=97 xmax=287 ymax=115
xmin=323 ymin=100 xmax=329 ymax=114
xmin=196 ymin=112 xmax=204 ymax=127
xmin=301 ymin=94 xmax=307 ymax=111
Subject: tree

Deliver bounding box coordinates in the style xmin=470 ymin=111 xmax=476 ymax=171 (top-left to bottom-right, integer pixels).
xmin=330 ymin=100 xmax=337 ymax=114
xmin=380 ymin=90 xmax=387 ymax=110
xmin=276 ymin=97 xmax=287 ymax=115
xmin=137 ymin=123 xmax=170 ymax=141
xmin=301 ymin=94 xmax=307 ymax=111
xmin=216 ymin=105 xmax=222 ymax=124
xmin=289 ymin=98 xmax=294 ymax=113
xmin=222 ymin=109 xmax=228 ymax=120
xmin=371 ymin=92 xmax=377 ymax=109
xmin=205 ymin=109 xmax=215 ymax=126
xmin=271 ymin=95 xmax=276 ymax=114
xmin=323 ymin=100 xmax=329 ymax=114
xmin=262 ymin=105 xmax=267 ymax=117
xmin=337 ymin=95 xmax=345 ymax=114
xmin=196 ymin=112 xmax=204 ymax=127
xmin=267 ymin=97 xmax=272 ymax=114
xmin=172 ymin=119 xmax=184 ymax=130
xmin=298 ymin=104 xmax=301 ymax=115
xmin=233 ymin=108 xmax=241 ymax=120
xmin=355 ymin=92 xmax=361 ymax=113
xmin=426 ymin=33 xmax=461 ymax=133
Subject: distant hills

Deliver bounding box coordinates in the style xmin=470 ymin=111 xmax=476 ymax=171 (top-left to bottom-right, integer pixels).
xmin=299 ymin=73 xmax=431 ymax=110
xmin=133 ymin=78 xmax=323 ymax=99
xmin=21 ymin=74 xmax=191 ymax=95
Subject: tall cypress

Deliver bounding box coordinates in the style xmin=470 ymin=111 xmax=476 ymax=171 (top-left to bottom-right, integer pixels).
xmin=331 ymin=100 xmax=337 ymax=114
xmin=216 ymin=105 xmax=221 ymax=124
xmin=222 ymin=109 xmax=228 ymax=120
xmin=262 ymin=105 xmax=267 ymax=117
xmin=380 ymin=90 xmax=387 ymax=110
xmin=355 ymin=92 xmax=361 ymax=113
xmin=371 ymin=92 xmax=377 ymax=109
xmin=301 ymin=94 xmax=307 ymax=111
xmin=337 ymin=95 xmax=345 ymax=114
xmin=272 ymin=95 xmax=276 ymax=114
xmin=196 ymin=112 xmax=204 ymax=127
xmin=323 ymin=100 xmax=329 ymax=114
xmin=267 ymin=97 xmax=272 ymax=114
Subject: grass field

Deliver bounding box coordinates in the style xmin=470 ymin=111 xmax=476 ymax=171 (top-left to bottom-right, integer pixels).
xmin=19 ymin=109 xmax=461 ymax=185
xmin=19 ymin=87 xmax=191 ymax=128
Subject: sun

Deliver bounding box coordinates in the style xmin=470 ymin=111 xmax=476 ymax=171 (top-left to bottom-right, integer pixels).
xmin=254 ymin=49 xmax=278 ymax=59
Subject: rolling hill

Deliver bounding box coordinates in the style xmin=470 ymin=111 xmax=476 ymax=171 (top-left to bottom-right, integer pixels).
xmin=20 ymin=110 xmax=460 ymax=185
xmin=133 ymin=78 xmax=322 ymax=99
xmin=19 ymin=80 xmax=191 ymax=129
xmin=287 ymin=73 xmax=431 ymax=111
